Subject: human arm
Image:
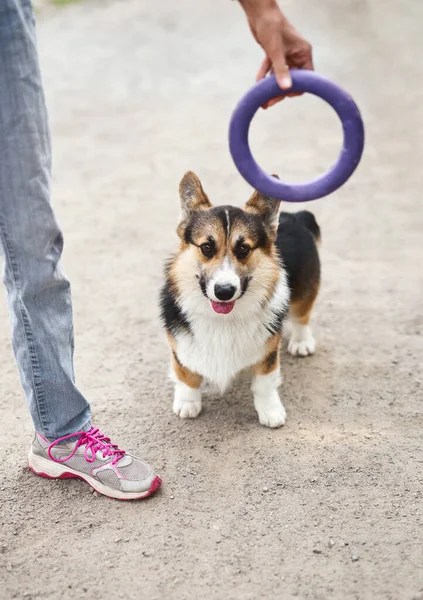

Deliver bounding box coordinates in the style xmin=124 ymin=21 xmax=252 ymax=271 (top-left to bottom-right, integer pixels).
xmin=237 ymin=0 xmax=313 ymax=105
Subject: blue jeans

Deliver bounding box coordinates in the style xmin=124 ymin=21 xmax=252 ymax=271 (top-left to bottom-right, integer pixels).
xmin=0 ymin=0 xmax=91 ymax=440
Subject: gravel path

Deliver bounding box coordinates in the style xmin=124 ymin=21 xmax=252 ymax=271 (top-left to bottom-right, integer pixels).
xmin=1 ymin=1 xmax=422 ymax=598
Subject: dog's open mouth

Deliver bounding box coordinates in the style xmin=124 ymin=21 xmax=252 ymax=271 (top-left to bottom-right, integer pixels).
xmin=211 ymin=300 xmax=235 ymax=315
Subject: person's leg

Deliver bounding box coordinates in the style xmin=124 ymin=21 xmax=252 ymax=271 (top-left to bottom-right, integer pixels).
xmin=0 ymin=0 xmax=91 ymax=440
xmin=0 ymin=1 xmax=161 ymax=500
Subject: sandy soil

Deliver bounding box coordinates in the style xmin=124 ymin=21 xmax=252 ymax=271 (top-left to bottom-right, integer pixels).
xmin=1 ymin=0 xmax=423 ymax=598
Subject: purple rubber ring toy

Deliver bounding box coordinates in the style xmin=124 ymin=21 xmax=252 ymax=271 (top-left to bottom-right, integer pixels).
xmin=229 ymin=70 xmax=365 ymax=202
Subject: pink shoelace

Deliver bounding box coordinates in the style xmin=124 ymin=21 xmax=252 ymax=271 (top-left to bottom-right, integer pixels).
xmin=47 ymin=427 xmax=126 ymax=465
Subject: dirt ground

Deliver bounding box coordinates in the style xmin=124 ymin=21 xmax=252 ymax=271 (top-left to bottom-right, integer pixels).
xmin=1 ymin=0 xmax=423 ymax=598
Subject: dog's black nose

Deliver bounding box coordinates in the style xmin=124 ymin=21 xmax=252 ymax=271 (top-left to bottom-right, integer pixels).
xmin=214 ymin=283 xmax=236 ymax=301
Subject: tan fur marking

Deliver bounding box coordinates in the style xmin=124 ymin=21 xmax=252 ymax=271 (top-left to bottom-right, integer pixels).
xmin=172 ymin=354 xmax=202 ymax=389
xmin=177 ymin=171 xmax=212 ymax=238
xmin=252 ymin=334 xmax=281 ymax=376
xmin=179 ymin=171 xmax=211 ymax=212
xmin=244 ymin=186 xmax=279 ymax=232
xmin=290 ymin=279 xmax=320 ymax=325
xmin=167 ymin=256 xmax=182 ymax=298
xmin=167 ymin=333 xmax=202 ymax=389
xmin=248 ymin=251 xmax=279 ymax=304
xmin=245 ymin=191 xmax=276 ymax=219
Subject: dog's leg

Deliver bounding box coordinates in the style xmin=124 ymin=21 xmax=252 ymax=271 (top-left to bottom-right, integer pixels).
xmin=287 ymin=297 xmax=317 ymax=357
xmin=171 ymin=351 xmax=203 ymax=419
xmin=251 ymin=336 xmax=286 ymax=428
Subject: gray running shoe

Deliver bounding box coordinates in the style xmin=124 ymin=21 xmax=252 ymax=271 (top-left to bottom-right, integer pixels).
xmin=28 ymin=427 xmax=161 ymax=500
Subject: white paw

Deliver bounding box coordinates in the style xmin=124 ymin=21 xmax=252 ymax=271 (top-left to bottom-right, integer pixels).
xmin=257 ymin=403 xmax=287 ymax=428
xmin=288 ymin=324 xmax=316 ymax=357
xmin=252 ymin=373 xmax=285 ymax=428
xmin=288 ymin=336 xmax=316 ymax=357
xmin=173 ymin=397 xmax=202 ymax=419
xmin=173 ymin=383 xmax=202 ymax=419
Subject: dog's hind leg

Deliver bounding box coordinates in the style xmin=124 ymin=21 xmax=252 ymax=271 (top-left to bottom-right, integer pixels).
xmin=277 ymin=210 xmax=321 ymax=357
xmin=287 ymin=295 xmax=317 ymax=357
xmin=251 ymin=335 xmax=286 ymax=428
xmin=171 ymin=350 xmax=203 ymax=419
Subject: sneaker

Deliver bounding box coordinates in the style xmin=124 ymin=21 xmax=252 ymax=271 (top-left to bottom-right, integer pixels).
xmin=28 ymin=427 xmax=162 ymax=501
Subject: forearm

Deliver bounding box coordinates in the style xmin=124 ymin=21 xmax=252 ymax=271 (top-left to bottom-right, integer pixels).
xmin=238 ymin=0 xmax=284 ymax=19
xmin=238 ymin=0 xmax=279 ymax=11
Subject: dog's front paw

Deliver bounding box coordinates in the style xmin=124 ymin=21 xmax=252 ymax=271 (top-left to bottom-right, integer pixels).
xmin=288 ymin=324 xmax=316 ymax=357
xmin=252 ymin=374 xmax=286 ymax=428
xmin=173 ymin=397 xmax=202 ymax=419
xmin=173 ymin=385 xmax=202 ymax=419
xmin=257 ymin=404 xmax=287 ymax=428
xmin=254 ymin=390 xmax=286 ymax=428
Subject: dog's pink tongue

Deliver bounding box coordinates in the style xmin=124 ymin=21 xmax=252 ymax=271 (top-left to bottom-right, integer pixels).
xmin=211 ymin=301 xmax=235 ymax=315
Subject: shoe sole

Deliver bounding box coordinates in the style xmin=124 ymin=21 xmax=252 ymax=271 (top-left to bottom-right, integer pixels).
xmin=28 ymin=449 xmax=162 ymax=501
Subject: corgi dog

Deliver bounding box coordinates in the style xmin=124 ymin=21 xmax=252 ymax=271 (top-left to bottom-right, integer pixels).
xmin=160 ymin=172 xmax=320 ymax=428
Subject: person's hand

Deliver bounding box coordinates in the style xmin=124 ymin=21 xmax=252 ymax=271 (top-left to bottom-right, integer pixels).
xmin=238 ymin=0 xmax=313 ymax=108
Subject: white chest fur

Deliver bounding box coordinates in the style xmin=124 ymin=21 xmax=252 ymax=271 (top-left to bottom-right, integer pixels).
xmin=175 ymin=269 xmax=290 ymax=393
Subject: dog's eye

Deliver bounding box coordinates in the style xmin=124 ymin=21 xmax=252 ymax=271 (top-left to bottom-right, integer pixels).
xmin=200 ymin=242 xmax=215 ymax=258
xmin=236 ymin=243 xmax=251 ymax=259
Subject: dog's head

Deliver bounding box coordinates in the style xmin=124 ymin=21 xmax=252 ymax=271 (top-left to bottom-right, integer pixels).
xmin=173 ymin=171 xmax=281 ymax=316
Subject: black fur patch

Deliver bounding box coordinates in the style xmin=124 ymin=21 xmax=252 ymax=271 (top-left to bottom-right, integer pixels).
xmin=184 ymin=205 xmax=269 ymax=248
xmin=183 ymin=221 xmax=194 ymax=245
xmin=240 ymin=276 xmax=251 ymax=297
xmin=265 ymin=306 xmax=287 ymax=336
xmin=172 ymin=350 xmax=182 ymax=366
xmin=199 ymin=275 xmax=207 ymax=298
xmin=211 ymin=206 xmax=269 ymax=248
xmin=159 ymin=261 xmax=191 ymax=336
xmin=276 ymin=211 xmax=320 ymax=303
xmin=294 ymin=211 xmax=320 ymax=241
xmin=265 ymin=349 xmax=278 ymax=371
xmin=214 ymin=206 xmax=229 ymax=234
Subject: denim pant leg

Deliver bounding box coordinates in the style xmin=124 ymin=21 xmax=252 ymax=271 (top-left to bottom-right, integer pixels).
xmin=0 ymin=0 xmax=91 ymax=440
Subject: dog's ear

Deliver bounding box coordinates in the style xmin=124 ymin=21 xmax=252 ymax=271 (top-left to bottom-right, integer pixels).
xmin=179 ymin=171 xmax=211 ymax=221
xmin=245 ymin=175 xmax=280 ymax=230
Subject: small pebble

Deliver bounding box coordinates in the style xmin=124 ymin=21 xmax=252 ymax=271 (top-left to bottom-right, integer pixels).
xmin=351 ymin=553 xmax=359 ymax=562
xmin=328 ymin=539 xmax=335 ymax=548
xmin=313 ymin=548 xmax=322 ymax=554
xmin=170 ymin=495 xmax=175 ymax=499
xmin=262 ymin=487 xmax=269 ymax=493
